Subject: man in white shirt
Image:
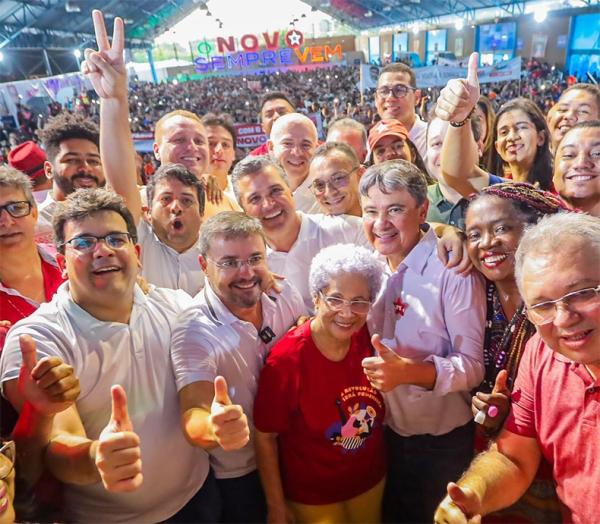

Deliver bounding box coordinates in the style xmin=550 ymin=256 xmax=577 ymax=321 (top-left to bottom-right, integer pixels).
xmin=172 ymin=211 xmax=306 ymax=523
xmin=82 ymin=14 xmax=206 ymax=296
xmin=36 ymin=113 xmax=106 ymax=242
xmin=360 ymin=160 xmax=485 ymax=524
xmin=267 ymin=113 xmax=321 ymax=214
xmin=375 ymin=62 xmax=427 ymax=159
xmin=230 ymin=155 xmax=369 ymax=311
xmin=0 ymin=188 xmax=219 ymax=523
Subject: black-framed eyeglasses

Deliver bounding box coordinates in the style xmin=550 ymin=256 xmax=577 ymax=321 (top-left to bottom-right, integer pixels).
xmin=0 ymin=200 xmax=32 ymax=219
xmin=376 ymin=84 xmax=415 ymax=99
xmin=60 ymin=232 xmax=133 ymax=253
xmin=527 ymin=285 xmax=600 ymax=326
xmin=310 ymin=168 xmax=357 ymax=195
xmin=0 ymin=440 xmax=15 ymax=481
xmin=319 ymin=292 xmax=372 ymax=315
xmin=207 ymin=254 xmax=265 ymax=271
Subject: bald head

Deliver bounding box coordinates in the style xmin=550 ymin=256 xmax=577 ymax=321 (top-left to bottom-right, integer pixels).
xmin=268 ymin=113 xmax=318 ymax=186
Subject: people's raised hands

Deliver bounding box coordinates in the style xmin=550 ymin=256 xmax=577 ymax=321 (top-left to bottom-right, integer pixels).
xmin=82 ymin=10 xmax=127 ymax=100
xmin=435 ymin=52 xmax=480 ymax=123
xmin=18 ymin=335 xmax=80 ymax=416
xmin=434 ymin=482 xmax=483 ymax=524
xmin=96 ymin=385 xmax=143 ymax=492
xmin=210 ymin=376 xmax=250 ymax=451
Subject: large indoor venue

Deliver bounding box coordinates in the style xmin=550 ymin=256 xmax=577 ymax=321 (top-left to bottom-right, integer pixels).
xmin=0 ymin=1 xmax=599 ymax=523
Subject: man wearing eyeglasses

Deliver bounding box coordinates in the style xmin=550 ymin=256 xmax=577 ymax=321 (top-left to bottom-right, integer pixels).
xmin=0 ymin=188 xmax=221 ymax=523
xmin=171 ymin=211 xmax=305 ymax=523
xmin=435 ymin=213 xmax=600 ymax=524
xmin=308 ymin=142 xmax=364 ymax=217
xmin=375 ymin=62 xmax=428 ymax=159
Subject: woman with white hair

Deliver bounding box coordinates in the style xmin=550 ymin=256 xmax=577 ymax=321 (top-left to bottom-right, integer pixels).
xmin=254 ymin=244 xmax=386 ymax=524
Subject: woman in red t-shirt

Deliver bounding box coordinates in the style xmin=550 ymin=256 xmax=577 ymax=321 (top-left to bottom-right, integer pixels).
xmin=254 ymin=244 xmax=386 ymax=524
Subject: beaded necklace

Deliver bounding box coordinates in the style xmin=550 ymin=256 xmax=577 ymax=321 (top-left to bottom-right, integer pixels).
xmin=482 ymin=280 xmax=536 ymax=392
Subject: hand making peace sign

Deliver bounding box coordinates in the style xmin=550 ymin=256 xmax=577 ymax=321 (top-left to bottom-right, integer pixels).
xmin=82 ymin=10 xmax=128 ymax=100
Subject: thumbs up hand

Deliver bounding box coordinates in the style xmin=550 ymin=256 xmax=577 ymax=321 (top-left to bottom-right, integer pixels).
xmin=96 ymin=385 xmax=143 ymax=492
xmin=209 ymin=376 xmax=250 ymax=451
xmin=361 ymin=334 xmax=405 ymax=392
xmin=17 ymin=335 xmax=80 ymax=416
xmin=434 ymin=482 xmax=483 ymax=524
xmin=435 ymin=52 xmax=480 ymax=123
xmin=471 ymin=370 xmax=511 ymax=431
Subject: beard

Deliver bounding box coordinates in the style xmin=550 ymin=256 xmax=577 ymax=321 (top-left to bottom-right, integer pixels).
xmin=54 ymin=172 xmax=105 ymax=195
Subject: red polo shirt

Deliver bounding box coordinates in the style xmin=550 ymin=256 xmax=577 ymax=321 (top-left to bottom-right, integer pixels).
xmin=0 ymin=246 xmax=64 ymax=348
xmin=505 ymin=333 xmax=600 ymax=524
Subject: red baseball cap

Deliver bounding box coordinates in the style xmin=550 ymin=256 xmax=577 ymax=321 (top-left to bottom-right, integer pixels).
xmin=367 ymin=119 xmax=409 ymax=160
xmin=8 ymin=141 xmax=47 ymax=181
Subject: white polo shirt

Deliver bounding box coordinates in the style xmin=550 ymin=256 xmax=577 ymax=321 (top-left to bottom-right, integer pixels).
xmin=137 ymin=220 xmax=205 ymax=296
xmin=0 ymin=283 xmax=208 ymax=524
xmin=368 ymin=228 xmax=486 ymax=437
xmin=171 ymin=279 xmax=305 ymax=479
xmin=293 ymin=177 xmax=321 ymax=214
xmin=267 ymin=211 xmax=370 ymax=312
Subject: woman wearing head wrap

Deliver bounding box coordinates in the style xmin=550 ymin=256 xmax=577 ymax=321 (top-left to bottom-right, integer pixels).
xmin=464 ymin=182 xmax=570 ymax=523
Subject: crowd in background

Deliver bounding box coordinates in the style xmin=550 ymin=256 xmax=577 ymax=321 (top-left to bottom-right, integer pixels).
xmin=0 ymin=57 xmax=575 ymax=164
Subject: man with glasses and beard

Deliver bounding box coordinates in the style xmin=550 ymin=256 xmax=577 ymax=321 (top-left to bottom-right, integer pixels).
xmin=36 ymin=113 xmax=105 ymax=242
xmin=171 ymin=211 xmax=305 ymax=523
xmin=435 ymin=213 xmax=600 ymax=524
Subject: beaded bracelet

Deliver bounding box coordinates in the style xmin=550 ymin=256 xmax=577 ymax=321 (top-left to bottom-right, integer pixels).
xmin=450 ymin=107 xmax=475 ymax=128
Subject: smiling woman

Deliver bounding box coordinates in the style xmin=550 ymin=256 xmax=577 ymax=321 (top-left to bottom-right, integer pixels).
xmin=463 ymin=182 xmax=568 ymax=523
xmin=491 ymin=98 xmax=553 ymax=190
xmin=254 ymin=244 xmax=386 ymax=524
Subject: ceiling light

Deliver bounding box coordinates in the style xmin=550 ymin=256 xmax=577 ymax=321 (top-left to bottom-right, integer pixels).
xmin=534 ymin=8 xmax=547 ymax=23
xmin=455 ymin=18 xmax=464 ymax=30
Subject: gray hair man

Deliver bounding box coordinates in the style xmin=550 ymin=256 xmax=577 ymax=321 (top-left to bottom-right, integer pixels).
xmin=361 ymin=160 xmax=486 ymax=523
xmin=435 ymin=212 xmax=600 ymax=524
xmin=171 ymin=211 xmax=306 ymax=523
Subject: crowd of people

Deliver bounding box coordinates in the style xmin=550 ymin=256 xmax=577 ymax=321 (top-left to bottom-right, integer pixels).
xmin=0 ymin=8 xmax=599 ymax=524
xmin=1 ymin=53 xmax=572 ymax=164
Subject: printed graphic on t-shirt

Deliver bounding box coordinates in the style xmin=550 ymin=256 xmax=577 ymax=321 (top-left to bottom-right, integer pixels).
xmin=326 ymin=385 xmax=383 ymax=452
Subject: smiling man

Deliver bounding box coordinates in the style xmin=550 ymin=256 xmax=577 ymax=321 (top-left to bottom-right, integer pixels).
xmin=0 ymin=188 xmax=217 ymax=523
xmin=231 ymin=156 xmax=368 ymax=311
xmin=308 ymin=142 xmax=363 ymax=217
xmin=552 ymin=120 xmax=600 ymax=217
xmin=360 ymin=160 xmax=485 ymax=524
xmin=171 ymin=211 xmax=305 ymax=523
xmin=268 ymin=112 xmax=320 ymax=214
xmin=546 ymin=83 xmax=600 ymax=152
xmin=435 ymin=212 xmax=600 ymax=524
xmin=36 ymin=113 xmax=105 ymax=242
xmin=375 ymin=63 xmax=427 ymax=158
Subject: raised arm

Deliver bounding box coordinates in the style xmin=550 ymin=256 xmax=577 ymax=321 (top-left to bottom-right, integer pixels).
xmin=436 ymin=53 xmax=484 ymax=197
xmin=434 ymin=430 xmax=542 ymax=523
xmin=83 ymin=10 xmax=141 ymax=222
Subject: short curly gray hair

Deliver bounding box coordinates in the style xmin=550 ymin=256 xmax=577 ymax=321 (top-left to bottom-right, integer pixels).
xmin=309 ymin=244 xmax=384 ymax=300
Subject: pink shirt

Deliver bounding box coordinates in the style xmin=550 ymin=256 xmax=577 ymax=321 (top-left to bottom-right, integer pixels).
xmin=505 ymin=333 xmax=600 ymax=524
